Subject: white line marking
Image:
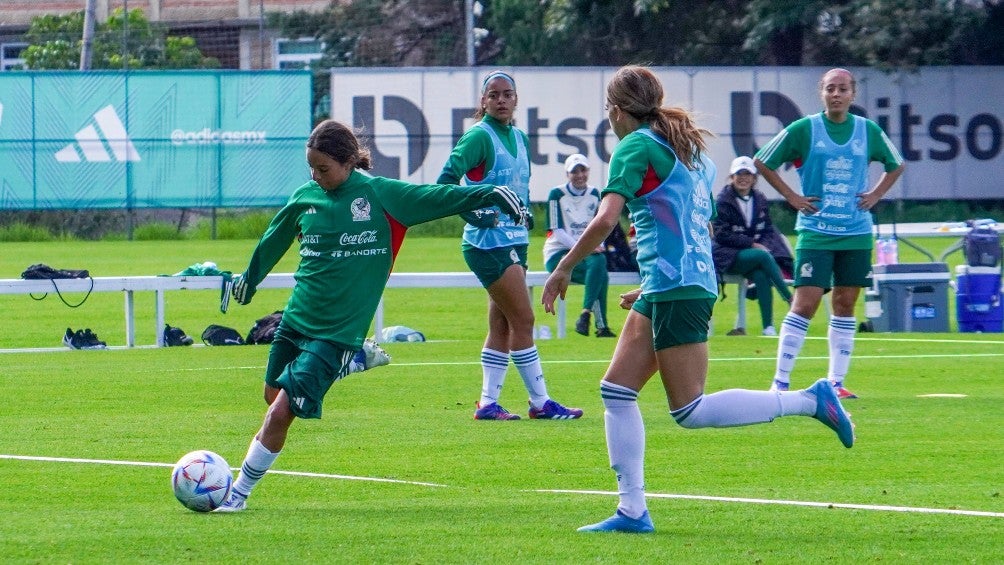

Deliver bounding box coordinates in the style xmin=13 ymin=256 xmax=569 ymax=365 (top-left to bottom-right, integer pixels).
xmin=0 ymin=454 xmax=447 ymax=487
xmin=537 ymin=489 xmax=1004 ymax=519
xmin=917 ymin=393 xmax=968 ymax=398
xmin=5 ymin=454 xmax=1000 ymax=518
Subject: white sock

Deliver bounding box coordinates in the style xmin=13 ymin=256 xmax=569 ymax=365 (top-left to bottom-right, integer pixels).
xmin=231 ymin=438 xmax=280 ymax=499
xmin=600 ymin=381 xmax=646 ymax=519
xmin=479 ymin=348 xmax=509 ymax=407
xmin=511 ymin=346 xmax=549 ymax=408
xmin=774 ymin=312 xmax=810 ymax=384
xmin=670 ymin=389 xmax=816 ymax=427
xmin=827 ymin=316 xmax=857 ymax=385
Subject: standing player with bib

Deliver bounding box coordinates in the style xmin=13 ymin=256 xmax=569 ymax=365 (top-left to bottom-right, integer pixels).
xmin=438 ymin=70 xmax=582 ymax=421
xmin=755 ymin=68 xmax=905 ymax=399
xmin=542 ymin=65 xmax=855 ymax=534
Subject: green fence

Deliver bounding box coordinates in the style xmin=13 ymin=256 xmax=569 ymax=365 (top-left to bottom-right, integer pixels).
xmin=0 ymin=70 xmax=311 ymax=210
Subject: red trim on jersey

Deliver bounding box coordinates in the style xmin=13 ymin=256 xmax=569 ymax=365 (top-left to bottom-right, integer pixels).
xmin=636 ymin=164 xmax=661 ymax=197
xmin=466 ymin=161 xmax=487 ymax=182
xmin=388 ymin=213 xmax=408 ymax=270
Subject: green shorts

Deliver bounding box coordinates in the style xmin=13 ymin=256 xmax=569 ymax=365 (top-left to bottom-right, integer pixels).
xmin=632 ymin=294 xmax=715 ymax=350
xmin=463 ymin=244 xmax=528 ymax=288
xmin=264 ymin=323 xmax=353 ymax=419
xmin=794 ymin=248 xmax=872 ymax=289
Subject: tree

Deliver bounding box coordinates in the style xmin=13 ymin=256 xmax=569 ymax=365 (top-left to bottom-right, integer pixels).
xmin=22 ymin=8 xmax=219 ymax=70
xmin=742 ymin=0 xmax=996 ymax=69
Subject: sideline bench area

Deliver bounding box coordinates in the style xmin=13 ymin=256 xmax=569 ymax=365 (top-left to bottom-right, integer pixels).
xmin=0 ymin=271 xmax=756 ymax=348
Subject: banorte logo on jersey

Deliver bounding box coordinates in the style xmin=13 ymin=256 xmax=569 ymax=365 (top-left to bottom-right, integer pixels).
xmin=339 ymin=230 xmax=378 ymax=246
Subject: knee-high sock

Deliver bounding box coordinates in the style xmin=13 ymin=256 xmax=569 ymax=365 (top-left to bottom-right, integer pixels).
xmin=774 ymin=312 xmax=810 ymax=384
xmin=600 ymin=381 xmax=646 ymax=519
xmin=827 ymin=316 xmax=857 ymax=385
xmin=231 ymin=438 xmax=280 ymax=499
xmin=511 ymin=346 xmax=549 ymax=408
xmin=479 ymin=348 xmax=509 ymax=406
xmin=670 ymin=388 xmax=814 ymax=428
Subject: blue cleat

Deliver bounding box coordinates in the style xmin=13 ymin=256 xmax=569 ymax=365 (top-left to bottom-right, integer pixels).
xmin=808 ymin=377 xmax=855 ymax=448
xmin=528 ymin=399 xmax=583 ymax=420
xmin=474 ymin=402 xmax=521 ymax=420
xmin=577 ymin=509 xmax=654 ymax=533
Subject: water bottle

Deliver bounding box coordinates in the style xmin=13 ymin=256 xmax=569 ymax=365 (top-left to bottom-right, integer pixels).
xmin=876 ymin=237 xmax=898 ymax=265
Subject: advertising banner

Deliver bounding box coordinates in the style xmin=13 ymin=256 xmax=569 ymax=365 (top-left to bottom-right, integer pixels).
xmin=0 ymin=70 xmax=311 ymax=210
xmin=330 ymin=66 xmax=1003 ymax=202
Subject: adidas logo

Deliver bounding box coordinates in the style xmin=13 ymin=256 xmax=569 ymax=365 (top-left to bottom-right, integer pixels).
xmin=55 ymin=105 xmax=140 ymax=163
xmin=305 ymin=206 xmax=317 ymax=214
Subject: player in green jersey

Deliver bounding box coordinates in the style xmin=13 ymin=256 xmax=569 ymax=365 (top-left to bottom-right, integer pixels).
xmin=215 ymin=119 xmax=528 ymax=512
xmin=755 ymin=68 xmax=905 ymax=399
xmin=438 ymin=70 xmax=583 ymax=421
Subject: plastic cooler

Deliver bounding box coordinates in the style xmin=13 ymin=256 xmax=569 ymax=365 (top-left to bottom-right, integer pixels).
xmin=955 ymin=265 xmax=1003 ymax=333
xmin=864 ymin=263 xmax=951 ymax=332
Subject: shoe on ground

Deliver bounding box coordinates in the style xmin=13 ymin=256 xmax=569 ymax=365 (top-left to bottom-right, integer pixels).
xmin=352 ymin=338 xmax=391 ymax=371
xmin=214 ymin=492 xmax=247 ymax=513
xmin=726 ymin=327 xmax=746 ymax=336
xmin=762 ymin=326 xmax=777 ymax=336
xmin=807 ymin=377 xmax=855 ymax=448
xmin=81 ymin=328 xmax=107 ymax=349
xmin=63 ymin=327 xmax=78 ymax=349
xmin=578 ymin=509 xmax=654 ymax=533
xmin=163 ymin=324 xmax=194 ymax=346
xmin=528 ymin=399 xmax=583 ymax=420
xmin=575 ymin=312 xmax=590 ymax=336
xmin=833 ymin=382 xmax=858 ymax=399
xmin=474 ymin=401 xmax=521 ymax=420
xmin=595 ymin=327 xmax=616 ymax=338
xmin=769 ymin=378 xmax=790 ymax=392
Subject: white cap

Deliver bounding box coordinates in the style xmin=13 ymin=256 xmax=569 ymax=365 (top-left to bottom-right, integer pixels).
xmin=564 ymin=154 xmax=589 ymax=173
xmin=730 ymin=156 xmax=756 ymax=175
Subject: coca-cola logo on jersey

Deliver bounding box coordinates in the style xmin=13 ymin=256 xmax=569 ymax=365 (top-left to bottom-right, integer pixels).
xmin=339 ymin=230 xmax=378 ymax=245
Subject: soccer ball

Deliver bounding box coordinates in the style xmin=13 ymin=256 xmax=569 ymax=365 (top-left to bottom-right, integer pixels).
xmin=171 ymin=450 xmax=233 ymax=512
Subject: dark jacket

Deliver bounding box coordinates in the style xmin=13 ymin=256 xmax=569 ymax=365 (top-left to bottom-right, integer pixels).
xmin=712 ymin=184 xmax=793 ymax=280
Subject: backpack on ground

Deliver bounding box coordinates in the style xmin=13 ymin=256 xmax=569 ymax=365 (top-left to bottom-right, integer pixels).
xmin=201 ymin=324 xmax=245 ymax=346
xmin=246 ymin=311 xmax=283 ymax=345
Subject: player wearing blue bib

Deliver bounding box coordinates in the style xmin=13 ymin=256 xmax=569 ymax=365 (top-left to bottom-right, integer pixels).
xmin=438 ymin=70 xmax=582 ymax=422
xmin=755 ymin=68 xmax=905 ymax=399
xmin=542 ymin=66 xmax=855 ymax=534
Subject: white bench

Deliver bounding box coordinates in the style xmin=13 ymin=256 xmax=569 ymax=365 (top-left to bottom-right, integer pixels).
xmin=0 ymin=271 xmax=761 ymax=347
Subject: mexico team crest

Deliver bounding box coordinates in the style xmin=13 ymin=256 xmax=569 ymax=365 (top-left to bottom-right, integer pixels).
xmin=351 ymin=197 xmax=371 ymax=222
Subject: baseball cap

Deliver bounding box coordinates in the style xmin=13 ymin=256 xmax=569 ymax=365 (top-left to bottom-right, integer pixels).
xmin=730 ymin=156 xmax=756 ymax=175
xmin=565 ymin=154 xmax=589 ymax=173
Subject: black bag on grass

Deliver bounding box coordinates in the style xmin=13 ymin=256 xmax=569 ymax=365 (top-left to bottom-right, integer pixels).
xmin=201 ymin=325 xmax=245 ymax=346
xmin=246 ymin=311 xmax=283 ymax=345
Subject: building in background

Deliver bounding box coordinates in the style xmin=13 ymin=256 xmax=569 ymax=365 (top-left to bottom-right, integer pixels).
xmin=0 ymin=0 xmax=330 ymax=70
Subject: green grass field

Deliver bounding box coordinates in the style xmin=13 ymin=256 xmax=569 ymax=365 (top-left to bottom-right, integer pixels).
xmin=2 ymin=237 xmax=1003 ymax=562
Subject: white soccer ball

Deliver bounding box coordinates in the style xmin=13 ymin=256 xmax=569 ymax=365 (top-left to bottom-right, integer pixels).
xmin=171 ymin=450 xmax=233 ymax=512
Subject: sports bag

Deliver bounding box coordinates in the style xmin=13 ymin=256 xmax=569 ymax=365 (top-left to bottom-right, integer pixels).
xmin=201 ymin=324 xmax=245 ymax=346
xmin=21 ymin=263 xmax=93 ymax=307
xmin=964 ymin=226 xmax=1002 ymax=267
xmin=21 ymin=264 xmax=90 ymax=279
xmin=246 ymin=311 xmax=283 ymax=345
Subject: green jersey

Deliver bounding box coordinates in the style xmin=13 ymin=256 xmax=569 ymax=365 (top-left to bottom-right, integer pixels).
xmin=240 ymin=170 xmax=506 ymax=348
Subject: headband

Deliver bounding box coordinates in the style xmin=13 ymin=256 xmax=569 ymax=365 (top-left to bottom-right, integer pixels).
xmin=481 ymin=71 xmax=516 ymax=93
